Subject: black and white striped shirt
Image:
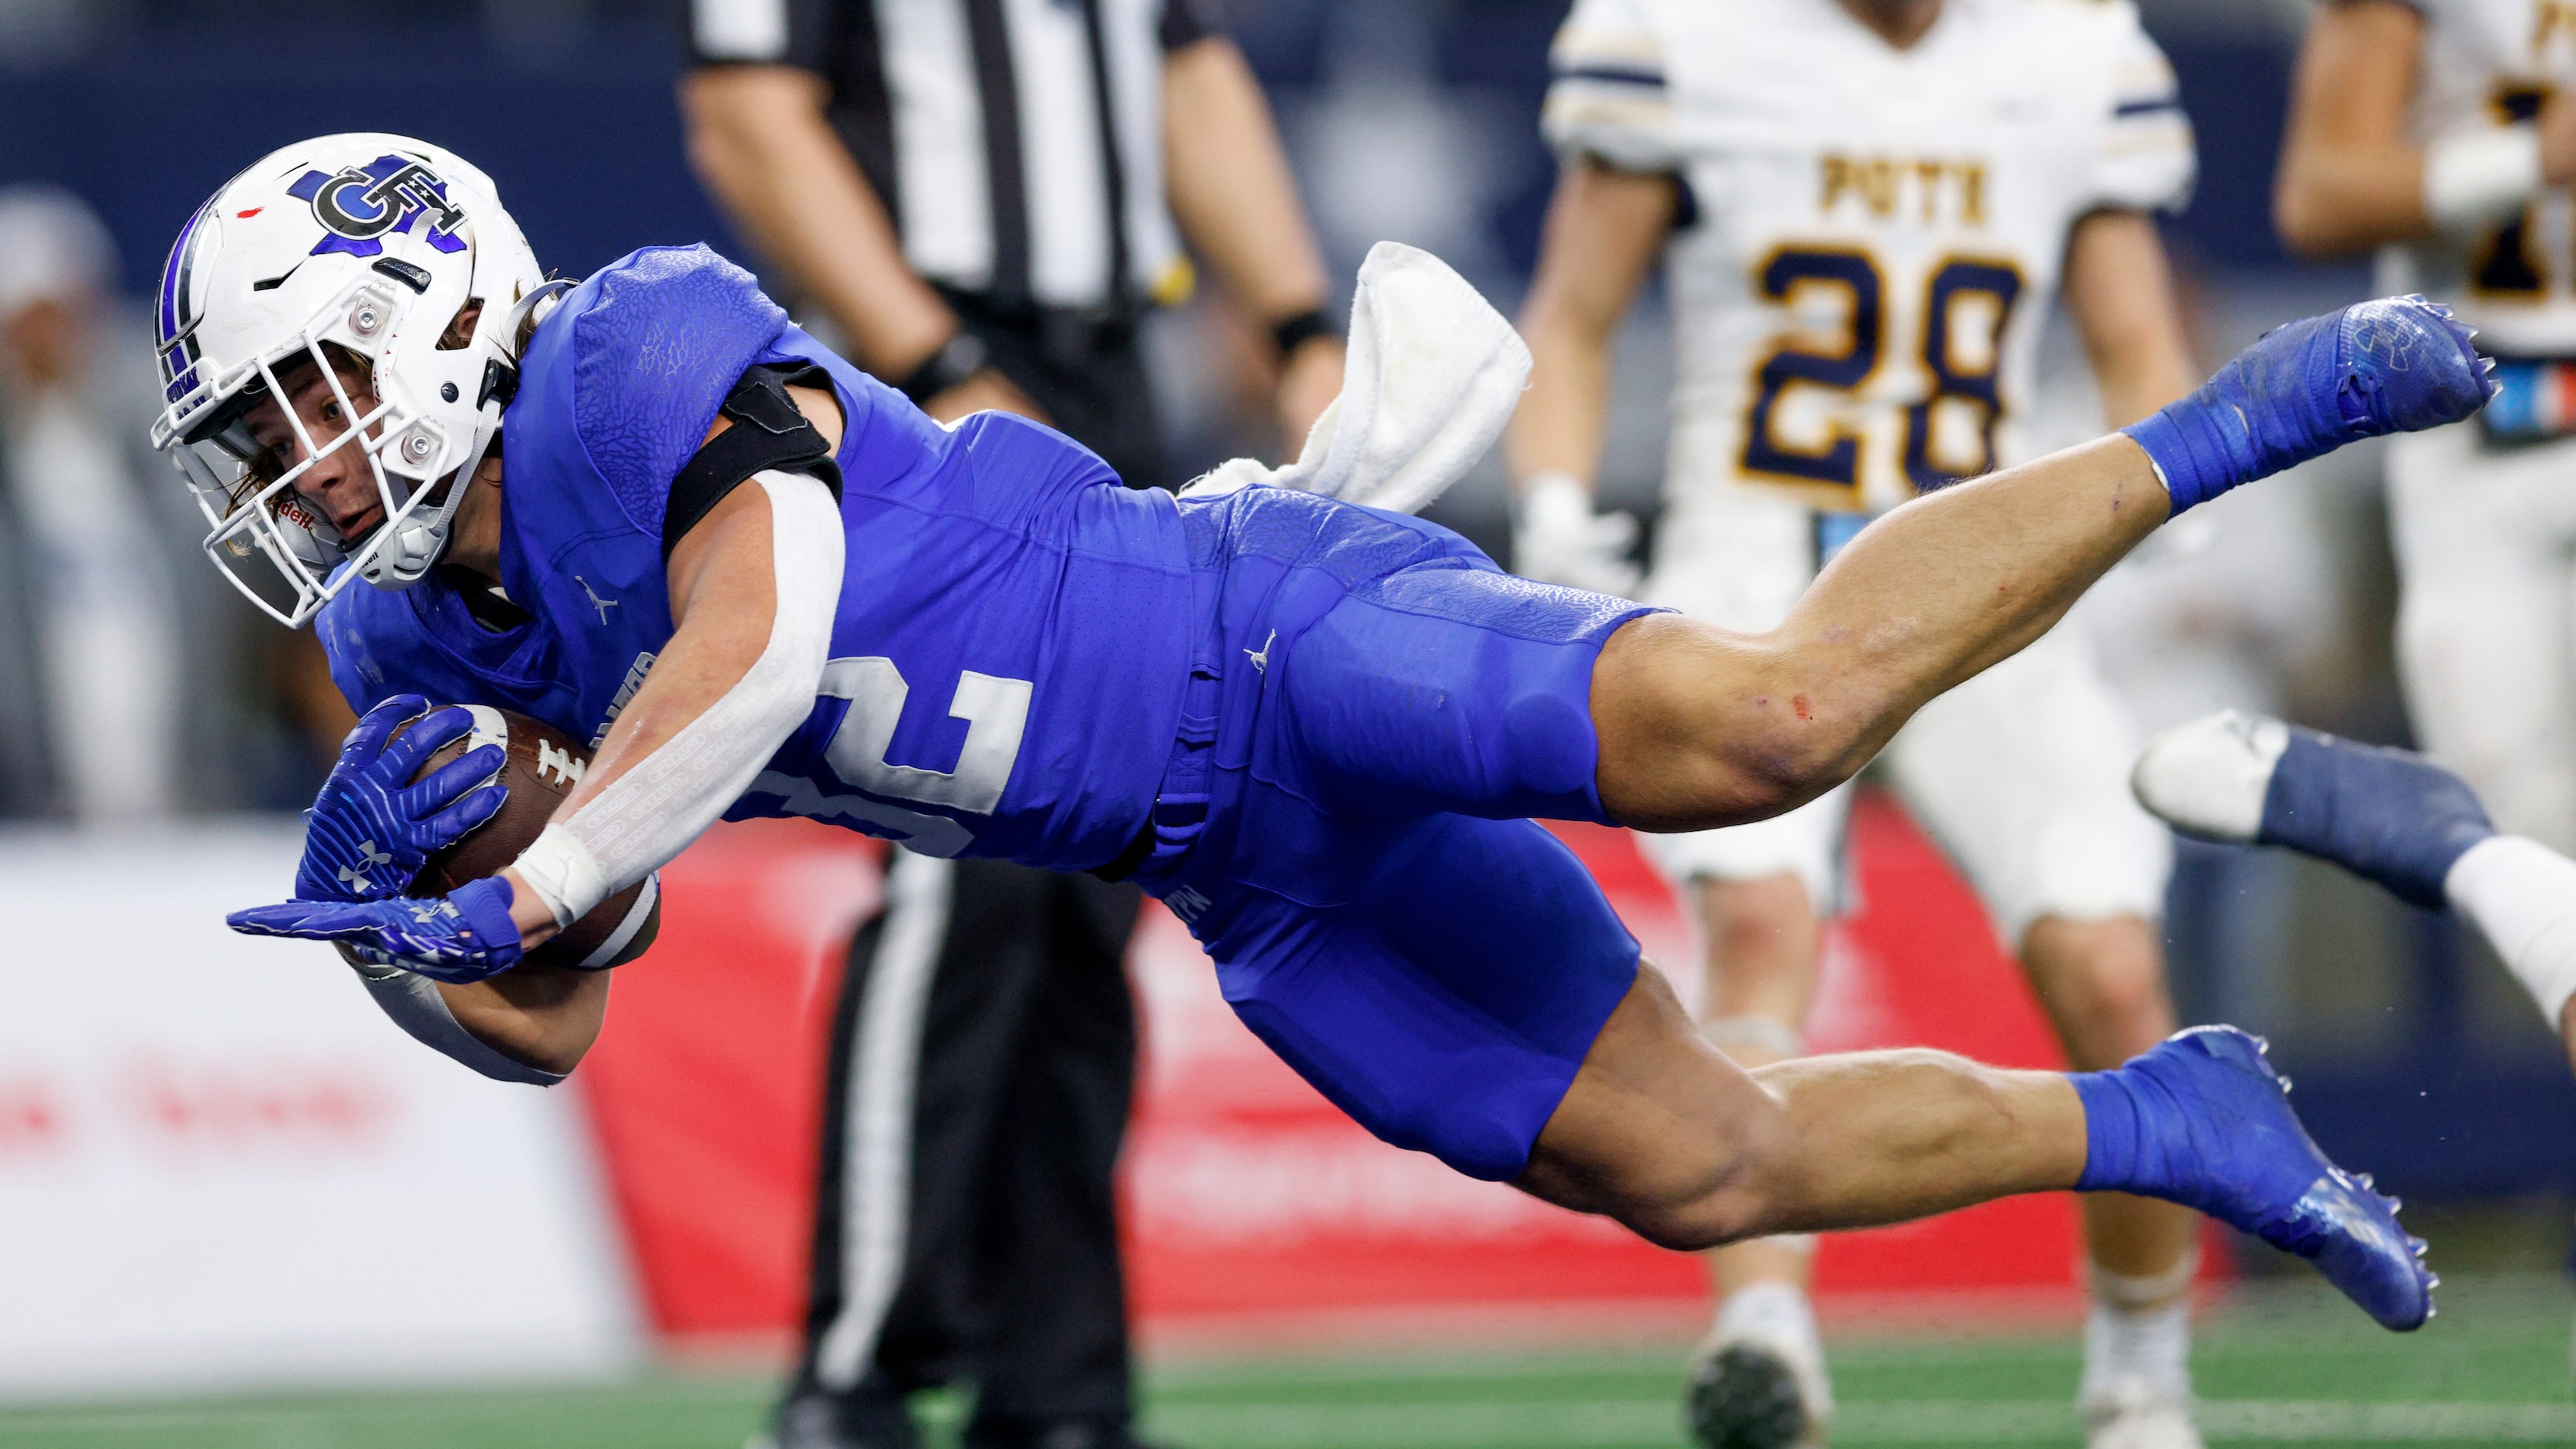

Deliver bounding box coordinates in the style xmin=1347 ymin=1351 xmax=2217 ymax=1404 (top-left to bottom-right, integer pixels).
xmin=689 ymin=0 xmax=1210 ymax=313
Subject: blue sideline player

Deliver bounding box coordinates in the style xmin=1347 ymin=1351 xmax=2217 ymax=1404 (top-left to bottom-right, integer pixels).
xmin=160 ymin=134 xmax=2492 ymax=1333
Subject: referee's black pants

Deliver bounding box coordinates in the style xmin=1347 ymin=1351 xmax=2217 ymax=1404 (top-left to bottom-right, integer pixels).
xmin=791 ymin=849 xmax=1145 ymax=1438
xmin=785 ymin=291 xmax=1163 ymax=1443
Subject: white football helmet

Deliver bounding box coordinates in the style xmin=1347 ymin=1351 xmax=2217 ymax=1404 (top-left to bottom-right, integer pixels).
xmin=150 ymin=133 xmax=557 ymax=627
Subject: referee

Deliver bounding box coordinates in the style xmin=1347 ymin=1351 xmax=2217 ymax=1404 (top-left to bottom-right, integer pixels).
xmin=680 ymin=3 xmax=1342 ymax=1447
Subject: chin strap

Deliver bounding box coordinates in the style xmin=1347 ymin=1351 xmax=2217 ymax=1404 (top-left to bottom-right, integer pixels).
xmin=360 ymin=279 xmax=576 ymax=592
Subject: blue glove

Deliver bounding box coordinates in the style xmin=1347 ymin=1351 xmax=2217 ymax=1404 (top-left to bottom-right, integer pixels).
xmin=2122 ymin=295 xmax=2497 ymax=514
xmin=297 ymin=694 xmax=506 ymax=902
xmin=228 ymin=875 xmax=525 ymax=983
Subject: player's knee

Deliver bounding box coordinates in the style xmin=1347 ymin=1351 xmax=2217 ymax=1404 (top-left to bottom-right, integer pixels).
xmin=1595 ymin=1096 xmax=1805 ymax=1252
xmin=2083 ymin=951 xmax=2169 ymax=1035
xmin=1593 ymin=618 xmax=1855 ymax=830
xmin=1703 ymin=874 xmax=1818 ymax=983
xmin=2024 ymin=915 xmax=2173 ymax=1050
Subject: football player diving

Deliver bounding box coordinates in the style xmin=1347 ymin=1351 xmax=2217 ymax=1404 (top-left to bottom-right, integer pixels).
xmin=164 ymin=135 xmax=2484 ymax=1345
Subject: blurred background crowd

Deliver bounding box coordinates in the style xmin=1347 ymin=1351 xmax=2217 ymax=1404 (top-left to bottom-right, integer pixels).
xmin=0 ymin=0 xmax=2563 ymax=1249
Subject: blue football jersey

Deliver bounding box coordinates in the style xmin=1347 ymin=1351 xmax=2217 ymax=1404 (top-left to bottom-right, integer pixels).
xmin=319 ymin=245 xmax=1193 ymax=870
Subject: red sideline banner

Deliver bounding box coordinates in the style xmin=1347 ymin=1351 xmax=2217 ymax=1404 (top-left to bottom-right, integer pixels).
xmin=576 ymin=819 xmax=878 ymax=1339
xmin=586 ymin=797 xmax=2207 ymax=1340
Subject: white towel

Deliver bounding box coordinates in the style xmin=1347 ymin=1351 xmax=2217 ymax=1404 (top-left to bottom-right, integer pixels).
xmin=1180 ymin=242 xmax=1531 ymax=517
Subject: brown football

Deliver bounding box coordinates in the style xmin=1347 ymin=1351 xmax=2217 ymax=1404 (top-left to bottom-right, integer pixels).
xmin=387 ymin=705 xmax=660 ymax=970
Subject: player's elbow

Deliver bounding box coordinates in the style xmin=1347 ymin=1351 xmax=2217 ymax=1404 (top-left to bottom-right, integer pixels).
xmin=484 ymin=1010 xmax=599 ymax=1077
xmin=438 ymin=971 xmax=610 ymax=1079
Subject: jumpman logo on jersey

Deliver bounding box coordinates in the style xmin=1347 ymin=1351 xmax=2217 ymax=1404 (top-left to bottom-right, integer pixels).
xmin=337 ymin=839 xmax=393 ymax=895
xmin=575 ymin=576 xmax=619 ymax=625
xmin=1245 ymin=630 xmax=1277 ymax=674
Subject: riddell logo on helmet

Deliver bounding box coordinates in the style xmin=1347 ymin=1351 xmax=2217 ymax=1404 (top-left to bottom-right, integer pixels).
xmin=285 ymin=156 xmax=467 ymax=261
xmin=275 ymin=495 xmax=330 ymax=538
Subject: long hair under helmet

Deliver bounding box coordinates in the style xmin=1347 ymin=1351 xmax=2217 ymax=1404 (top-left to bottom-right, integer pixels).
xmin=150 ymin=134 xmax=563 ymax=627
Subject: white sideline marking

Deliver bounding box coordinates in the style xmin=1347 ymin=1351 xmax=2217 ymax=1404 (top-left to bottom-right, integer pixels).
xmin=1143 ymin=1397 xmax=2576 ymax=1446
xmin=3 ymin=1393 xmax=2568 ymax=1444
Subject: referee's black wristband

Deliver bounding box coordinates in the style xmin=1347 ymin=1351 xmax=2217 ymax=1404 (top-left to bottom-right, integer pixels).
xmin=893 ymin=332 xmax=990 ymax=405
xmin=1269 ymin=307 xmax=1336 ymax=360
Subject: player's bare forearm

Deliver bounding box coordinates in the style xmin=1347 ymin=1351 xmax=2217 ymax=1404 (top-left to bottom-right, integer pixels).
xmin=1507 ymin=160 xmax=1676 ymax=490
xmin=2274 ymin=0 xmax=2433 ymax=257
xmin=1164 ymin=39 xmax=1331 ymax=328
xmin=2063 ymin=210 xmax=2199 ymax=428
xmin=439 ymin=964 xmax=611 ymax=1076
xmin=680 ymin=66 xmax=957 ymax=373
xmin=1163 ymin=38 xmax=1345 ymax=438
xmin=1593 ymin=436 xmax=2167 ymax=828
xmin=497 ymin=393 xmax=842 ymax=940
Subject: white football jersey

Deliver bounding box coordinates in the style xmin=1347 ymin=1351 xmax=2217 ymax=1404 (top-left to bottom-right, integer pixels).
xmin=2390 ymin=0 xmax=2576 ymax=353
xmin=1545 ymin=0 xmax=2195 ymax=518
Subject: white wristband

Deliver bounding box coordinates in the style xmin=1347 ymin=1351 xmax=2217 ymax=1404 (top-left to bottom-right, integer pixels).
xmin=511 ymin=822 xmax=612 ymax=930
xmin=2424 ymin=126 xmax=2543 ymax=235
xmin=1519 ymin=471 xmax=1594 ymax=527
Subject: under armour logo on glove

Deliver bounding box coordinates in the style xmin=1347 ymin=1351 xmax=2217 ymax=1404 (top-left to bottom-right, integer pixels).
xmin=336 ymin=840 xmax=395 ymax=894
xmin=293 ymin=695 xmax=507 ymax=904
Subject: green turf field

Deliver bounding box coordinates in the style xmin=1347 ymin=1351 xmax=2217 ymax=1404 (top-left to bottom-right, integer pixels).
xmin=0 ymin=1275 xmax=2566 ymax=1449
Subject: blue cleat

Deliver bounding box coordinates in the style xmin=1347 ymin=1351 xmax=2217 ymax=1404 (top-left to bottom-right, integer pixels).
xmin=2133 ymin=711 xmax=2494 ymax=909
xmin=2123 ymin=296 xmax=2497 ymax=512
xmin=2075 ymin=1027 xmax=2436 ymax=1331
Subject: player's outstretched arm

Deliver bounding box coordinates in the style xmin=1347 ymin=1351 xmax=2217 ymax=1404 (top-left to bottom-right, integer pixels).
xmin=234 ymin=392 xmax=849 ymax=1029
xmin=1591 ymin=297 xmax=2494 ymax=831
xmin=498 ymin=435 xmax=848 ymax=952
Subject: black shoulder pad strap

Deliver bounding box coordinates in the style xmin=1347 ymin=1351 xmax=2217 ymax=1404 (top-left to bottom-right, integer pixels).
xmin=662 ymin=360 xmax=846 ymax=561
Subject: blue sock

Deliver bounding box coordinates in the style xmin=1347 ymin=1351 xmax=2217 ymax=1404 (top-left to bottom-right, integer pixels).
xmin=2260 ymin=729 xmax=2492 ymax=910
xmin=2071 ymin=1069 xmax=2146 ymax=1194
xmin=2122 ymin=298 xmax=2491 ymax=514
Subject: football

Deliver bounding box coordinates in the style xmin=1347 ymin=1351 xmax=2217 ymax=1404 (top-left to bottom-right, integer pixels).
xmin=390 ymin=705 xmax=661 ymax=970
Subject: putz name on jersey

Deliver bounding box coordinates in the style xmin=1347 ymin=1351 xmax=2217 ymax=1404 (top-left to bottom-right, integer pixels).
xmin=1818 ymin=154 xmax=1990 ymax=228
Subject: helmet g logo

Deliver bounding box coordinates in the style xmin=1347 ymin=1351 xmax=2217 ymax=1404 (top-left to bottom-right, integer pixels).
xmin=287 ymin=155 xmax=468 ymax=259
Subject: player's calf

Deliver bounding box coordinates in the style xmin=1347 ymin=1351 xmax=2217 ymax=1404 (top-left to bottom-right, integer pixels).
xmin=1514 ymin=968 xmax=1801 ymax=1251
xmin=1521 ymin=971 xmax=2066 ymax=1251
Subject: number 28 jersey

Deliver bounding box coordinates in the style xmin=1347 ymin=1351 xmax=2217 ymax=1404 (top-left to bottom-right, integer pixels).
xmin=2388 ymin=0 xmax=2576 ymax=355
xmin=1544 ymin=0 xmax=2195 ymax=518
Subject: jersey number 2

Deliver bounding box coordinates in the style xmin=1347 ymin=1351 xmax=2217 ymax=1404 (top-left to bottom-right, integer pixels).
xmin=755 ymin=657 xmax=1031 ymax=856
xmin=1740 ymin=248 xmax=2025 ymax=495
